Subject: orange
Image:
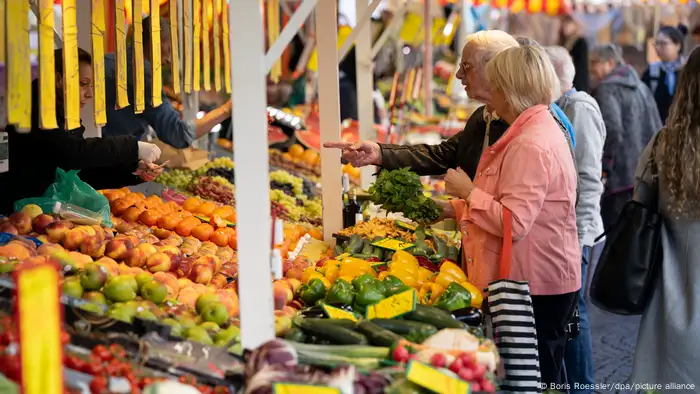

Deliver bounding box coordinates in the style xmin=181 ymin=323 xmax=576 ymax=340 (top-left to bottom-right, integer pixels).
xmin=227 ymin=228 xmax=238 ymax=250
xmin=196 ymin=201 xmax=217 ymax=216
xmin=191 ymin=223 xmax=214 ymax=241
xmin=308 ymin=228 xmax=322 ymax=240
xmin=288 ymin=144 xmax=304 ymax=159
xmin=212 ymin=206 xmax=234 ymax=219
xmin=302 ymin=150 xmax=319 ymax=166
xmin=182 ymin=197 xmax=202 ymax=212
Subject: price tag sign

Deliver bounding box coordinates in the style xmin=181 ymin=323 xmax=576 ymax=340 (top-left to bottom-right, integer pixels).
xmin=372 ymin=238 xmax=415 ymax=251
xmin=14 ymin=263 xmax=63 ymax=394
xmin=322 ymin=304 xmax=358 ymax=322
xmin=406 ymin=360 xmax=470 ymax=394
xmin=366 ymin=289 xmax=417 ymax=319
xmin=273 ymin=383 xmax=340 ymax=394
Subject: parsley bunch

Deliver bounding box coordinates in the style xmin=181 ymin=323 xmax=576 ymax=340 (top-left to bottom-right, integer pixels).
xmin=368 ymin=168 xmax=443 ymax=225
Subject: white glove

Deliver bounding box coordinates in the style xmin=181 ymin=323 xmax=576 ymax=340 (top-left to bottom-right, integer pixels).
xmin=138 ymin=142 xmax=161 ymax=163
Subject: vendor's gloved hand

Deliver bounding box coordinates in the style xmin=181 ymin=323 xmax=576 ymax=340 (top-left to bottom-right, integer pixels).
xmin=134 ymin=160 xmax=165 ymax=182
xmin=137 ymin=141 xmax=162 ymax=163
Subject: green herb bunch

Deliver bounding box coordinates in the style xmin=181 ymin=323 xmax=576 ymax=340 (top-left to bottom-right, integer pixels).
xmin=368 ymin=168 xmax=443 ymax=225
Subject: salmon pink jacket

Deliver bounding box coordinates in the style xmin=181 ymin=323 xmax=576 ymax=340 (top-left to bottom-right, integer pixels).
xmin=450 ymin=105 xmax=581 ymax=296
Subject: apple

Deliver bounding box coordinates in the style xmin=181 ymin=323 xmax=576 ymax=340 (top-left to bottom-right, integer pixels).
xmin=9 ymin=212 xmax=32 ymax=235
xmin=80 ymin=236 xmax=106 ymax=259
xmin=135 ymin=271 xmax=153 ymax=291
xmin=123 ymin=248 xmax=147 ymax=268
xmin=140 ymin=280 xmax=168 ymax=305
xmin=62 ymin=276 xmax=84 ymax=298
xmin=80 ymin=263 xmax=109 ymax=291
xmin=0 ymin=222 xmax=19 ymax=235
xmin=200 ymin=302 xmax=229 ymax=326
xmin=20 ymin=204 xmax=43 ymax=220
xmin=32 ymin=214 xmax=55 ymax=234
xmin=146 ymin=252 xmax=172 ymax=273
xmin=272 ymin=280 xmax=294 ymax=310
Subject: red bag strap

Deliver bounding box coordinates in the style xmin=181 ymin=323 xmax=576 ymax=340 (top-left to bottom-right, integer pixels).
xmin=499 ymin=208 xmax=513 ymax=279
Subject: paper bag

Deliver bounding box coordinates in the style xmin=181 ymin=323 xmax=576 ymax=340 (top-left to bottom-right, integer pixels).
xmin=152 ymin=139 xmax=210 ymax=170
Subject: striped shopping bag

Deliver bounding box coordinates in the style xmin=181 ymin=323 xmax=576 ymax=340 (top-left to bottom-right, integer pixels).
xmin=483 ymin=208 xmax=542 ymax=393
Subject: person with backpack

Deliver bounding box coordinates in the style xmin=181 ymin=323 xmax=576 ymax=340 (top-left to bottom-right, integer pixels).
xmin=642 ymin=25 xmax=688 ymax=123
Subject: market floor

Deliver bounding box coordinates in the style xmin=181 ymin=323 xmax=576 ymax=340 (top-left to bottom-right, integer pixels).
xmin=589 ymin=304 xmax=641 ymax=393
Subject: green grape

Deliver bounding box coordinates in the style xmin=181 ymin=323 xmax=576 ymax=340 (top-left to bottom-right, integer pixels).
xmin=270 ymin=170 xmax=303 ymax=196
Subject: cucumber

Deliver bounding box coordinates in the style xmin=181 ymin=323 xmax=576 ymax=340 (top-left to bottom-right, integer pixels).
xmin=403 ymin=304 xmax=465 ymax=329
xmin=284 ymin=327 xmax=307 ymax=343
xmin=350 ymin=253 xmax=373 ymax=260
xmin=293 ymin=316 xmax=368 ymax=345
xmin=345 ymin=234 xmax=364 ymax=254
xmin=357 ymin=321 xmax=403 ymax=347
xmin=370 ymin=318 xmax=438 ymax=337
xmin=333 ymin=245 xmax=344 ymax=258
xmin=361 ymin=240 xmax=374 ymax=255
xmin=446 ymin=245 xmax=459 ymax=261
xmin=300 ymin=318 xmax=357 ymax=329
xmin=384 ymin=250 xmax=394 ymax=262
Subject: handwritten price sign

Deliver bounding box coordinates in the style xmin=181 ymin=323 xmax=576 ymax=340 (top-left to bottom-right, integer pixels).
xmin=366 ymin=288 xmax=417 ymax=319
xmin=322 ymin=304 xmax=358 ymax=322
xmin=273 ymin=384 xmax=340 ymax=394
xmin=406 ymin=360 xmax=470 ymax=394
xmin=372 ymin=238 xmax=415 ymax=251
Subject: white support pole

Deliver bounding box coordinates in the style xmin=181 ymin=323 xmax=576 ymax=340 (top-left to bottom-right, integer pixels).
xmin=316 ymin=0 xmax=343 ymax=243
xmin=230 ymin=1 xmax=275 ymax=350
xmin=338 ymin=0 xmax=382 ymax=63
xmin=423 ymin=0 xmax=433 ymax=117
xmin=77 ymin=0 xmax=100 ymax=138
xmin=264 ymin=0 xmax=318 ymax=74
xmin=356 ymin=0 xmax=375 ymax=191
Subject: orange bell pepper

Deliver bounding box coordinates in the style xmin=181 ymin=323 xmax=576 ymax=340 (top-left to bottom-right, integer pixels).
xmin=434 ymin=271 xmax=460 ymax=288
xmin=418 ymin=283 xmax=445 ymax=304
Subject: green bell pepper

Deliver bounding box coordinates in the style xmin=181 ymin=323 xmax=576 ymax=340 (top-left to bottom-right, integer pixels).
xmin=299 ymin=278 xmax=327 ymax=306
xmin=352 ymin=273 xmax=376 ymax=291
xmin=325 ymin=279 xmax=355 ymax=305
xmin=383 ymin=275 xmax=411 ymax=296
xmin=355 ymin=282 xmax=386 ymax=307
xmin=433 ymin=282 xmax=472 ymax=312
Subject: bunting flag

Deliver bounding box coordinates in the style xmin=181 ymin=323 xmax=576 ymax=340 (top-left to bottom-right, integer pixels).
xmin=92 ymin=0 xmax=107 ymax=125
xmin=6 ymin=0 xmax=31 ymax=130
xmin=62 ymin=0 xmax=81 ymax=130
xmin=132 ymin=0 xmax=145 ymax=113
xmin=150 ymin=0 xmax=163 ymax=107
xmin=39 ymin=0 xmax=58 ymax=129
xmin=115 ymin=0 xmax=130 ymax=108
xmin=183 ymin=0 xmax=192 ymax=93
xmin=222 ymin=0 xmax=231 ymax=93
xmin=169 ymin=0 xmax=181 ymax=94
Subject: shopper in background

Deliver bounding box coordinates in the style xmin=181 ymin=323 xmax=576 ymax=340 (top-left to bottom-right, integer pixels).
xmin=546 ymin=45 xmax=606 ymax=394
xmin=102 ymin=16 xmax=232 ymax=149
xmin=589 ymin=44 xmax=661 ymax=228
xmin=558 ymin=13 xmax=589 ymax=92
xmin=641 ymin=25 xmax=687 ymax=123
xmin=631 ymin=47 xmax=700 ymax=388
xmin=0 ymin=48 xmax=162 ymax=214
xmin=692 ymin=25 xmax=700 ymax=47
xmin=440 ymin=45 xmax=580 ymax=386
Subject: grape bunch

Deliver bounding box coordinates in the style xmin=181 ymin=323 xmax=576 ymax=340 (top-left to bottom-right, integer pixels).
xmin=270 ymin=180 xmax=295 ymax=197
xmin=194 ymin=157 xmax=235 ymax=176
xmin=269 ymin=170 xmax=303 ymax=196
xmin=206 ymin=167 xmax=235 ymax=183
xmin=189 ymin=176 xmax=235 ymax=205
xmin=302 ymin=179 xmax=316 ymax=198
xmin=155 ymin=169 xmax=194 ymax=190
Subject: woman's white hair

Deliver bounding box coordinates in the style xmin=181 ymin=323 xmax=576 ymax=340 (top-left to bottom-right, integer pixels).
xmin=544 ymin=46 xmax=576 ymax=92
xmin=485 ymin=46 xmax=561 ymax=114
xmin=466 ymin=30 xmax=519 ymax=65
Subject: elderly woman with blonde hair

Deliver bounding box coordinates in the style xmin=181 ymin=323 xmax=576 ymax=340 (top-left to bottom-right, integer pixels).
xmin=441 ymin=45 xmax=581 ymax=386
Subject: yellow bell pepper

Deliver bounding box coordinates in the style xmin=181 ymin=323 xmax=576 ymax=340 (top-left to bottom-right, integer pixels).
xmin=322 ymin=259 xmax=340 ymax=268
xmin=418 ymin=283 xmax=445 ymax=304
xmin=439 ymin=261 xmax=467 ymax=282
xmin=337 ymin=275 xmax=354 ymax=283
xmin=325 ymin=264 xmax=340 ymax=283
xmin=434 ymin=271 xmax=460 ymax=288
xmin=341 ymin=257 xmax=372 ymax=271
xmin=391 ymin=250 xmax=419 ymax=267
xmin=388 ymin=261 xmax=419 ymax=277
xmin=302 ymin=267 xmax=324 ymax=284
xmin=317 ymin=277 xmax=332 ymax=289
xmin=377 ymin=271 xmax=391 ymax=281
xmin=390 ymin=270 xmax=418 ymax=289
xmin=460 ymin=281 xmax=484 ymax=308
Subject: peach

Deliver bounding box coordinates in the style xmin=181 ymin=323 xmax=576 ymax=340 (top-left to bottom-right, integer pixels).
xmin=179 ymin=237 xmax=202 ymax=256
xmin=176 ymin=287 xmax=201 ymax=310
xmin=198 ymin=241 xmax=218 ymax=256
xmin=20 ymin=204 xmax=43 ymax=220
xmin=118 ymin=263 xmax=133 ymax=275
xmin=177 ymin=277 xmax=194 ymax=289
xmin=32 ymin=214 xmax=56 ymax=234
xmin=219 ymin=262 xmax=238 ymax=278
xmin=174 ymin=256 xmax=195 ymax=278
xmin=210 ymin=273 xmax=228 ymax=289
xmin=80 ymin=236 xmax=106 ymax=259
xmin=285 ymin=267 xmax=303 ymax=281
xmin=0 ymin=222 xmax=19 ymax=235
xmin=115 ymin=221 xmax=135 ymax=234
xmin=70 ymin=252 xmax=94 ymax=270
xmin=104 ymin=239 xmax=132 ymax=261
xmin=153 ymin=271 xmax=180 ymax=298
xmin=23 ymin=255 xmax=51 ymax=266
xmin=37 ymin=243 xmax=65 ymax=256
xmin=0 ymin=243 xmax=35 ymax=260
xmin=62 ymin=228 xmax=88 ymax=251
xmin=152 ymin=228 xmax=173 ymax=240
xmin=146 ymin=252 xmax=172 ymax=273
xmin=215 ymin=289 xmax=239 ymax=317
xmin=189 ymin=263 xmax=214 ymax=285
xmin=9 ymin=212 xmax=32 ymax=235
xmin=284 ymin=278 xmax=302 ymax=294
xmin=79 ymin=225 xmax=97 ymax=237
xmin=282 ymin=306 xmax=297 ymax=317
xmin=272 ymin=280 xmax=294 ymax=310
xmin=123 ymin=248 xmax=147 ymax=268
xmin=141 ymin=234 xmax=159 ymax=244
xmin=195 ymin=255 xmax=220 ymax=272
xmin=136 ymin=243 xmax=158 ymax=258
xmin=215 ymin=246 xmax=235 ymax=263
xmin=94 ymin=256 xmax=118 ymax=275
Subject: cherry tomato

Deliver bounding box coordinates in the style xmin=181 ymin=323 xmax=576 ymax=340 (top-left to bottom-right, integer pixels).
xmin=470 ymin=383 xmax=481 ymax=392
xmin=2 ymin=353 xmax=20 ymax=380
xmin=119 ymin=362 xmax=133 ymax=377
xmin=84 ymin=360 xmax=105 ymax=377
xmin=472 ymin=363 xmax=486 ymax=380
xmin=60 ymin=331 xmax=71 ymax=346
xmin=109 ymin=344 xmax=126 ymax=359
xmin=391 ymin=346 xmax=409 ymax=363
xmin=106 ymin=359 xmax=123 ymax=376
xmin=65 ymin=356 xmax=86 ymax=372
xmin=213 ymin=387 xmax=230 ymax=394
xmin=130 ymin=387 xmax=141 ymax=394
xmin=179 ymin=375 xmax=198 ymax=385
xmin=458 ymin=352 xmax=476 ymax=368
xmin=92 ymin=345 xmax=112 ymax=362
xmin=429 ymin=353 xmax=447 ymax=368
xmin=481 ymin=380 xmax=496 ymax=393
xmin=139 ymin=377 xmax=155 ymax=389
xmin=448 ymin=358 xmax=464 ymax=374
xmin=89 ymin=376 xmax=108 ymax=394
xmin=0 ymin=331 xmax=17 ymax=346
xmin=457 ymin=367 xmax=474 ymax=382
xmin=198 ymin=385 xmax=213 ymax=394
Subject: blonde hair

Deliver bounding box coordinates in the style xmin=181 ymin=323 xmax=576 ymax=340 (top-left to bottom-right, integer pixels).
xmin=466 ymin=30 xmax=519 ymax=65
xmin=485 ymin=46 xmax=560 ymax=114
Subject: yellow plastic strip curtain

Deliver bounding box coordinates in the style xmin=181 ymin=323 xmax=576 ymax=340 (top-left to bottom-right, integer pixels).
xmin=62 ymin=0 xmax=81 ymax=130
xmin=193 ymin=0 xmax=201 ymax=91
xmin=150 ymin=0 xmax=163 ymax=107
xmin=0 ymin=0 xmax=4 ymax=69
xmin=267 ymin=0 xmax=281 ymax=83
xmin=170 ymin=0 xmax=181 ymax=94
xmin=115 ymin=0 xmax=130 ymax=108
xmin=213 ymin=0 xmax=221 ymax=92
xmin=133 ymin=0 xmax=145 ymax=113
xmin=184 ymin=0 xmax=192 ymax=93
xmin=222 ymin=0 xmax=231 ymax=93
xmin=6 ymin=0 xmax=31 ymax=130
xmin=92 ymin=0 xmax=107 ymax=126
xmin=202 ymin=0 xmax=211 ymax=91
xmin=39 ymin=0 xmax=58 ymax=129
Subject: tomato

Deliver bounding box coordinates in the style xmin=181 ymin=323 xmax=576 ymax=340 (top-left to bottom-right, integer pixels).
xmin=60 ymin=331 xmax=71 ymax=346
xmin=89 ymin=376 xmax=108 ymax=394
xmin=457 ymin=367 xmax=474 ymax=382
xmin=179 ymin=375 xmax=198 ymax=385
xmin=472 ymin=363 xmax=486 ymax=380
xmin=92 ymin=345 xmax=112 ymax=362
xmin=2 ymin=353 xmax=20 ymax=380
xmin=119 ymin=362 xmax=133 ymax=376
xmin=198 ymin=385 xmax=213 ymax=394
xmin=429 ymin=353 xmax=447 ymax=368
xmin=84 ymin=360 xmax=105 ymax=376
xmin=130 ymin=387 xmax=141 ymax=394
xmin=139 ymin=377 xmax=155 ymax=389
xmin=448 ymin=358 xmax=464 ymax=374
xmin=0 ymin=330 xmax=17 ymax=346
xmin=109 ymin=344 xmax=126 ymax=359
xmin=391 ymin=346 xmax=409 ymax=363
xmin=65 ymin=356 xmax=86 ymax=373
xmin=106 ymin=359 xmax=123 ymax=376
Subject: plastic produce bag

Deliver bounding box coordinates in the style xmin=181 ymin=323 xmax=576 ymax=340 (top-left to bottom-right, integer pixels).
xmin=13 ymin=168 xmax=113 ymax=227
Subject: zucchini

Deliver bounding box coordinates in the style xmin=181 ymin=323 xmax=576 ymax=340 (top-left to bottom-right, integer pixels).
xmin=293 ymin=316 xmax=368 ymax=345
xmin=384 ymin=250 xmax=394 ymax=262
xmin=350 ymin=253 xmax=373 ymax=260
xmin=357 ymin=321 xmax=403 ymax=347
xmin=333 ymin=244 xmax=344 ymax=258
xmin=288 ymin=342 xmax=390 ymax=358
xmin=370 ymin=318 xmax=438 ymax=337
xmin=361 ymin=240 xmax=374 ymax=255
xmin=299 ymin=318 xmax=357 ymax=329
xmin=446 ymin=245 xmax=459 ymax=261
xmin=404 ymin=304 xmax=465 ymax=329
xmin=345 ymin=234 xmax=364 ymax=254
xmin=431 ymin=234 xmax=448 ymax=257
xmin=284 ymin=328 xmax=307 ymax=343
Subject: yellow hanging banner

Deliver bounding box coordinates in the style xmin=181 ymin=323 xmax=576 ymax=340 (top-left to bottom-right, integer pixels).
xmin=212 ymin=0 xmax=221 ymax=92
xmin=15 ymin=264 xmax=64 ymax=394
xmin=39 ymin=0 xmax=58 ymax=129
xmin=399 ymin=13 xmax=423 ymax=44
xmin=6 ymin=0 xmax=31 ymax=130
xmin=115 ymin=0 xmax=130 ymax=108
xmin=133 ymin=0 xmax=145 ymax=113
xmin=193 ymin=0 xmax=201 ymax=91
xmin=0 ymin=0 xmax=4 ymax=68
xmin=150 ymin=0 xmax=163 ymax=107
xmin=62 ymin=0 xmax=81 ymax=130
xmin=92 ymin=0 xmax=107 ymax=126
xmin=222 ymin=1 xmax=231 ymax=93
xmin=268 ymin=0 xmax=281 ymax=83
xmin=202 ymin=0 xmax=211 ymax=91
xmin=183 ymin=0 xmax=192 ymax=93
xmin=170 ymin=0 xmax=181 ymax=94
xmin=307 ymin=25 xmax=353 ymax=73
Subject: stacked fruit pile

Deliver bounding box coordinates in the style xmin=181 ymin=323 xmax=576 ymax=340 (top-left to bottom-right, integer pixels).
xmin=269 ymin=171 xmax=322 ymax=225
xmin=269 ymin=144 xmax=361 ymax=185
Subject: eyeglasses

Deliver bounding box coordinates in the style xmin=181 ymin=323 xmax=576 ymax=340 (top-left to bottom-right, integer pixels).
xmin=459 ymin=61 xmax=473 ymax=73
xmin=654 ymin=40 xmax=672 ymax=47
